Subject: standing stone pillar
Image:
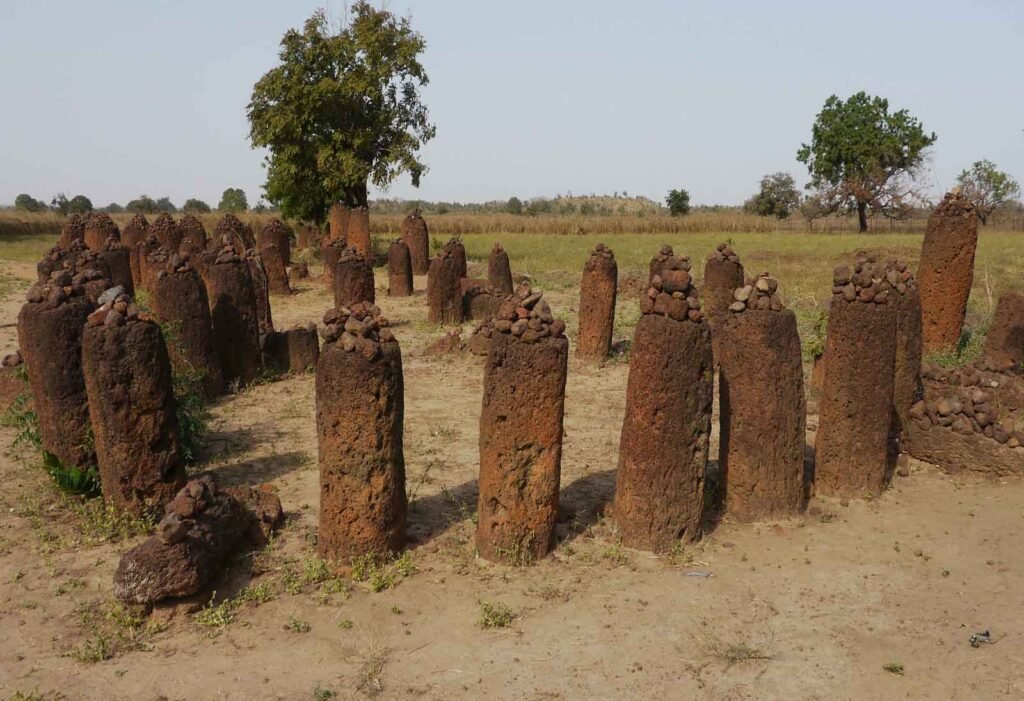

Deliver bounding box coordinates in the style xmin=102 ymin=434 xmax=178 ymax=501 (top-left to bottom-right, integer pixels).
xmin=17 ymin=278 xmax=97 ymax=469
xmin=59 ymin=214 xmax=86 ymax=248
xmin=888 ymin=260 xmax=923 ymax=446
xmin=137 ymin=236 xmax=167 ymax=293
xmin=317 ymin=303 xmax=405 ymax=561
xmin=443 ymin=238 xmax=468 ymax=278
xmin=703 ymin=243 xmax=745 ymax=356
xmin=204 ymin=246 xmax=262 ymax=386
xmin=321 ymin=239 xmax=346 ymax=293
xmin=245 ymin=249 xmax=274 ymax=334
xmin=614 ymin=270 xmax=712 ymax=551
xmin=149 ymin=213 xmax=182 ymax=253
xmin=401 ymin=210 xmax=430 ymax=275
xmin=918 ymin=191 xmax=978 ymax=353
xmin=815 ymin=257 xmax=898 ymax=497
xmin=348 ymin=207 xmax=371 ymax=258
xmin=99 ymin=240 xmax=134 ymax=297
xmin=258 ymin=218 xmax=291 ymax=266
xmin=387 ymin=239 xmax=413 ymax=297
xmin=296 ymin=223 xmax=315 ymax=251
xmin=213 ymin=214 xmax=256 ymax=251
xmin=122 ymin=214 xmax=150 ymax=287
xmin=718 ymin=274 xmax=805 ymax=521
xmin=333 ymin=247 xmax=376 ymax=308
xmin=84 ymin=213 xmax=120 ymax=252
xmin=576 ymin=243 xmax=617 ymax=360
xmin=477 ymin=288 xmax=568 ymax=563
xmin=260 ymin=244 xmax=291 ymax=296
xmin=178 ymin=214 xmax=208 ymax=258
xmin=982 ymin=292 xmax=1024 ymax=371
xmin=488 ymin=243 xmax=514 ymax=295
xmin=328 ymin=203 xmax=349 ymax=244
xmin=82 ymin=295 xmax=184 ymax=515
xmin=153 ymin=260 xmax=225 ymax=398
xmin=427 ymin=250 xmax=464 ymax=325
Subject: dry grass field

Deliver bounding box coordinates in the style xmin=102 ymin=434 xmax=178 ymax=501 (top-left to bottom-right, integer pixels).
xmin=1 ymin=225 xmax=1023 ymax=700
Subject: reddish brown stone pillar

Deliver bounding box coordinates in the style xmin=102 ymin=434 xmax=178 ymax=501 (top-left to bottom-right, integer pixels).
xmin=153 ymin=261 xmax=225 ymax=398
xmin=213 ymin=213 xmax=256 ymax=250
xmin=260 ymin=244 xmax=292 ymax=296
xmin=703 ymin=243 xmax=745 ymax=355
xmin=477 ymin=288 xmax=568 ymax=563
xmin=982 ymin=292 xmax=1024 ymax=371
xmin=333 ymin=247 xmax=375 ymax=308
xmin=889 ymin=262 xmax=923 ymax=446
xmin=17 ymin=280 xmax=96 ymax=470
xmin=387 ymin=239 xmax=413 ymax=297
xmin=317 ymin=304 xmax=405 ymax=561
xmin=321 ymin=239 xmax=345 ymax=292
xmin=443 ymin=238 xmax=468 ymax=278
xmin=83 ymin=297 xmax=184 ymax=516
xmin=99 ymin=241 xmax=134 ymax=297
xmin=615 ymin=272 xmax=712 ymax=551
xmin=122 ymin=215 xmax=150 ymax=288
xmin=488 ymin=243 xmax=513 ymax=295
xmin=296 ymin=223 xmax=315 ymax=251
xmin=149 ymin=213 xmax=182 ymax=253
xmin=58 ymin=214 xmax=86 ymax=248
xmin=258 ymin=218 xmax=291 ymax=266
xmin=816 ymin=257 xmax=898 ymax=497
xmin=401 ymin=210 xmax=430 ymax=275
xmin=137 ymin=236 xmax=167 ymax=293
xmin=328 ymin=203 xmax=350 ymax=244
xmin=245 ymin=249 xmax=274 ymax=334
xmin=178 ymin=214 xmax=208 ymax=258
xmin=204 ymin=247 xmax=262 ymax=386
xmin=918 ymin=191 xmax=978 ymax=353
xmin=427 ymin=250 xmax=464 ymax=325
xmin=718 ymin=275 xmax=805 ymax=521
xmin=576 ymin=243 xmax=617 ymax=360
xmin=286 ymin=323 xmax=319 ymax=372
xmin=84 ymin=212 xmax=120 ymax=251
xmin=348 ymin=207 xmax=371 ymax=258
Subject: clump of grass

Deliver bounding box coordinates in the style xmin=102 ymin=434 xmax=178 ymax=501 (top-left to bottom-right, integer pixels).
xmin=925 ymin=326 xmax=987 ymax=369
xmin=159 ymin=321 xmax=209 ymax=463
xmin=193 ymin=593 xmax=238 ymax=634
xmin=494 ymin=539 xmax=536 ymax=567
xmin=351 ymin=551 xmax=416 ymax=592
xmin=70 ymin=599 xmax=165 ymax=663
xmin=285 ymin=615 xmax=311 ymax=633
xmin=694 ymin=627 xmax=774 ymax=668
xmin=1 ymin=389 xmax=41 ymax=452
xmin=42 ymin=450 xmax=101 ymax=498
xmin=478 ymin=600 xmax=515 ymax=629
xmin=883 ymin=661 xmax=904 ymax=675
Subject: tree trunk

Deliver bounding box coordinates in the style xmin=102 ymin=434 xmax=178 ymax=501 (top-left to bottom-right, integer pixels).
xmin=857 ymin=201 xmax=868 ymax=232
xmin=343 ymin=183 xmax=369 ymax=209
xmin=980 ymin=212 xmax=988 ymax=226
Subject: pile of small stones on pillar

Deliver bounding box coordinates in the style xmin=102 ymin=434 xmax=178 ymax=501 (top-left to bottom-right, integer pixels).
xmin=387 ymin=239 xmax=413 ymax=297
xmin=400 ymin=209 xmax=430 ymax=275
xmin=317 ymin=302 xmax=406 ymax=561
xmin=647 ymin=244 xmax=677 ymax=284
xmin=333 ymin=246 xmax=375 ymax=308
xmin=718 ymin=272 xmax=806 ymax=521
xmin=615 ymin=258 xmax=712 ymax=551
xmin=477 ymin=285 xmax=568 ymax=563
xmin=576 ymin=243 xmax=617 ymax=360
xmin=487 ymin=243 xmax=513 ymax=295
xmin=84 ymin=212 xmax=120 ymax=251
xmin=82 ymin=288 xmax=185 ymax=516
xmin=58 ymin=213 xmax=86 ymax=248
xmin=178 ymin=214 xmax=208 ymax=259
xmin=150 ymin=212 xmax=183 ymax=253
xmin=213 ymin=212 xmax=256 ymax=251
xmin=703 ymin=243 xmax=746 ymax=353
xmin=815 ymin=253 xmax=901 ymax=497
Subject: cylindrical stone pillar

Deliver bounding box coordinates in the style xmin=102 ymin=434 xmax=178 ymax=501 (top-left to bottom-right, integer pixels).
xmin=258 ymin=218 xmax=291 ymax=266
xmin=139 ymin=238 xmax=169 ymax=293
xmin=703 ymin=243 xmax=745 ymax=355
xmin=317 ymin=304 xmax=405 ymax=561
xmin=982 ymin=292 xmax=1024 ymax=371
xmin=401 ymin=210 xmax=430 ymax=276
xmin=918 ymin=191 xmax=978 ymax=353
xmin=17 ymin=282 xmax=96 ymax=469
xmin=348 ymin=207 xmax=371 ymax=258
xmin=213 ymin=214 xmax=256 ymax=251
xmin=260 ymin=245 xmax=292 ymax=296
xmin=153 ymin=263 xmax=225 ymax=398
xmin=82 ymin=298 xmax=184 ymax=515
xmin=204 ymin=248 xmax=262 ymax=386
xmin=387 ymin=239 xmax=413 ymax=297
xmin=427 ymin=251 xmax=464 ymax=325
xmin=891 ymin=266 xmax=922 ymax=445
xmin=178 ymin=214 xmax=208 ymax=259
xmin=576 ymin=243 xmax=617 ymax=359
xmin=286 ymin=323 xmax=320 ymax=372
xmin=328 ymin=203 xmax=349 ymax=244
xmin=84 ymin=212 xmax=120 ymax=252
xmin=614 ymin=275 xmax=712 ymax=551
xmin=488 ymin=243 xmax=513 ymax=295
xmin=122 ymin=214 xmax=149 ymax=287
xmin=99 ymin=242 xmax=134 ymax=297
xmin=443 ymin=238 xmax=467 ymax=278
xmin=718 ymin=277 xmax=805 ymax=521
xmin=816 ymin=258 xmax=898 ymax=497
xmin=149 ymin=213 xmax=182 ymax=254
xmin=296 ymin=223 xmax=314 ymax=251
xmin=477 ymin=289 xmax=568 ymax=563
xmin=59 ymin=214 xmax=86 ymax=249
xmin=321 ymin=240 xmax=345 ymax=293
xmin=333 ymin=247 xmax=375 ymax=308
xmin=245 ymin=249 xmax=274 ymax=334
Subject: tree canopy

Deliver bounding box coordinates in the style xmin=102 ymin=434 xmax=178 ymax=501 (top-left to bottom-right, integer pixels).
xmin=744 ymin=172 xmax=800 ymax=219
xmin=797 ymin=92 xmax=936 ymax=231
xmin=665 ymin=189 xmax=691 ymax=217
xmin=14 ymin=194 xmax=46 ymax=213
xmin=956 ymin=160 xmax=1021 ymax=225
xmin=183 ymin=198 xmax=212 ymax=214
xmin=218 ymin=188 xmax=248 ymax=213
xmin=248 ymin=4 xmax=436 ymax=224
xmin=126 ymin=195 xmax=159 ymax=214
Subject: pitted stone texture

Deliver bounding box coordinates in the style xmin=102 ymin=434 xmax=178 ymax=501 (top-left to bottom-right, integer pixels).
xmin=487 ymin=243 xmax=513 ymax=295
xmin=918 ymin=191 xmax=978 ymax=352
xmin=257 ymin=218 xmax=291 ymax=266
xmin=576 ymin=243 xmax=617 ymax=359
xmin=387 ymin=239 xmax=413 ymax=297
xmin=982 ymin=293 xmax=1024 ymax=372
xmin=347 ymin=207 xmax=371 ymax=258
xmin=333 ymin=247 xmax=375 ymax=308
xmin=328 ymin=203 xmax=350 ymax=243
xmin=427 ymin=251 xmax=464 ymax=325
xmin=443 ymin=238 xmax=468 ymax=278
xmin=203 ymin=250 xmax=261 ymax=386
xmin=178 ymin=215 xmax=208 ymax=259
xmin=153 ymin=264 xmax=224 ymax=398
xmin=84 ymin=212 xmax=120 ymax=251
xmin=400 ymin=210 xmax=430 ymax=275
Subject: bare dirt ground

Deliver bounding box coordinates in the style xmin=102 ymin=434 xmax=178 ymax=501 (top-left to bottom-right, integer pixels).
xmin=1 ymin=253 xmax=1023 ymax=700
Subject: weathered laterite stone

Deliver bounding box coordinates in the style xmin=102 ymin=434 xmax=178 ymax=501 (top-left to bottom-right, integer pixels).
xmin=296 ymin=223 xmax=318 ymax=251
xmin=137 ymin=235 xmax=166 ymax=292
xmin=487 ymin=243 xmax=513 ymax=295
xmin=461 ymin=279 xmax=503 ymax=320
xmin=37 ymin=239 xmax=87 ymax=282
xmin=333 ymin=247 xmax=375 ymax=308
xmin=84 ymin=212 xmax=120 ymax=251
xmin=577 ymin=243 xmax=617 ymax=360
xmin=347 ymin=206 xmax=372 ymax=258
xmin=918 ymin=191 xmax=978 ymax=353
xmin=17 ymin=282 xmax=96 ymax=470
xmin=153 ymin=263 xmax=224 ymax=398
xmin=261 ymin=323 xmax=319 ymax=375
xmin=428 ymin=250 xmax=465 ymax=325
xmin=59 ymin=213 xmax=86 ymax=248
xmin=122 ymin=214 xmax=150 ymax=286
xmin=891 ymin=266 xmax=923 ymax=447
xmin=477 ymin=287 xmax=568 ymax=563
xmin=260 ymin=243 xmax=292 ymax=296
xmin=258 ymin=218 xmax=291 ymax=266
xmin=982 ymin=292 xmax=1024 ymax=371
xmin=718 ymin=297 xmax=805 ymax=521
xmin=443 ymin=238 xmax=468 ymax=278
xmin=400 ymin=210 xmax=430 ymax=275
xmin=317 ymin=303 xmax=406 ymax=561
xmin=615 ymin=266 xmax=712 ymax=551
xmin=99 ymin=240 xmax=134 ymax=297
xmin=204 ymin=246 xmax=262 ymax=386
xmin=245 ymin=249 xmax=274 ymax=334
xmin=321 ymin=239 xmax=346 ymax=293
xmin=704 ymin=242 xmax=746 ymax=356
xmin=213 ymin=213 xmax=256 ymax=251
xmin=149 ymin=213 xmax=182 ymax=254
xmin=328 ymin=203 xmax=350 ymax=244
xmin=387 ymin=239 xmax=413 ymax=297
xmin=83 ymin=298 xmax=184 ymax=515
xmin=178 ymin=214 xmax=208 ymax=258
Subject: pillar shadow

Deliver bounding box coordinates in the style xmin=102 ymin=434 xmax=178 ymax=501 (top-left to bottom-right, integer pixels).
xmin=556 ymin=469 xmax=616 ymax=545
xmin=200 ymin=450 xmax=311 ymax=487
xmin=406 ymin=478 xmax=479 ymax=545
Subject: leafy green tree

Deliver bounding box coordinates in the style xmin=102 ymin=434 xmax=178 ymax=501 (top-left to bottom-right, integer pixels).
xmin=745 ymin=172 xmax=800 ymax=219
xmin=248 ymin=5 xmax=436 ymax=225
xmin=126 ymin=195 xmax=159 ymax=214
xmin=956 ymin=159 xmax=1021 ymax=225
xmin=506 ymin=196 xmax=523 ymax=215
xmin=104 ymin=202 xmax=124 ymax=213
xmin=183 ymin=198 xmax=212 ymax=214
xmin=50 ymin=193 xmax=70 ymax=215
xmin=218 ymin=188 xmax=248 ymax=213
xmin=68 ymin=195 xmax=93 ymax=214
xmin=14 ymin=194 xmax=46 ymax=212
xmin=155 ymin=197 xmax=177 ymax=213
xmin=797 ymin=92 xmax=936 ymax=232
xmin=665 ymin=189 xmax=691 ymax=217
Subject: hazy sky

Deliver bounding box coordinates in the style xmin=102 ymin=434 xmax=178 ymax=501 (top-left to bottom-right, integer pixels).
xmin=1 ymin=0 xmax=1021 ymax=208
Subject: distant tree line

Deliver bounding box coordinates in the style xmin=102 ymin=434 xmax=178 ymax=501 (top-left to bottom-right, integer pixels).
xmin=9 ymin=188 xmax=268 ymax=216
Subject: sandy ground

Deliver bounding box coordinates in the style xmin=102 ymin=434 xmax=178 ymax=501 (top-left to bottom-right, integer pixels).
xmin=1 ymin=256 xmax=1023 ymax=700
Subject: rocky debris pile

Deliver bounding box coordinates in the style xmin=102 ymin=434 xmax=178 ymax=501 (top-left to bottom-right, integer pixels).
xmin=911 ymin=389 xmax=1023 ymax=448
xmin=486 ymin=285 xmax=567 ymax=343
xmin=322 ymin=302 xmax=395 ymax=360
xmin=26 ymin=266 xmax=107 ymax=307
xmin=214 ymin=213 xmax=256 ymax=251
xmin=590 ymin=242 xmax=614 ymax=262
xmin=59 ymin=213 xmax=87 ymax=247
xmin=642 ymin=257 xmax=703 ymax=322
xmin=156 ymin=251 xmax=197 ymax=278
xmin=85 ymin=286 xmax=144 ymax=327
xmin=832 ymin=252 xmax=915 ymax=305
xmin=37 ymin=238 xmax=88 ymax=281
xmin=425 ymin=330 xmax=465 ymax=356
xmin=84 ymin=212 xmax=120 ymax=250
xmin=648 ymin=244 xmax=677 ymax=282
xmin=728 ymin=272 xmax=784 ymax=312
xmin=708 ymin=242 xmax=741 ymax=264
xmin=113 ymin=476 xmax=283 ymax=605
